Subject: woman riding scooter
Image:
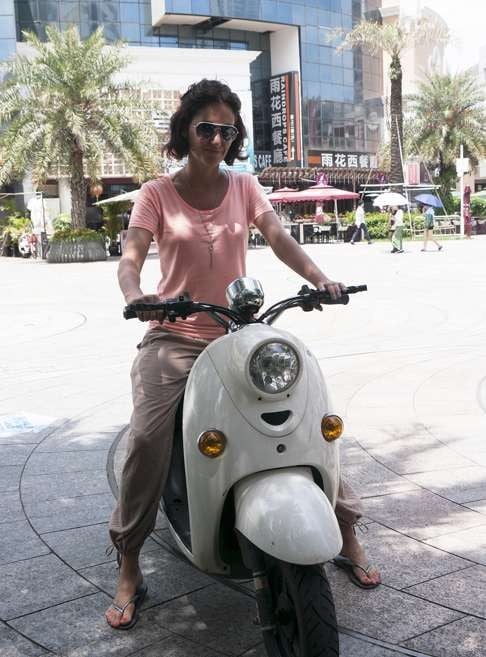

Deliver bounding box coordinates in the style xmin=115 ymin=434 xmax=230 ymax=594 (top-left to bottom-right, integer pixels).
xmin=106 ymin=78 xmax=380 ymax=630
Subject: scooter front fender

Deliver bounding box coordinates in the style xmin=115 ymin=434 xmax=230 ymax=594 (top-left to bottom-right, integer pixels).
xmin=234 ymin=467 xmax=342 ymax=565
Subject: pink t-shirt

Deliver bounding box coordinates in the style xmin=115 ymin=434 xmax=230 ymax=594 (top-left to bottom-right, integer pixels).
xmin=129 ymin=171 xmax=273 ymax=341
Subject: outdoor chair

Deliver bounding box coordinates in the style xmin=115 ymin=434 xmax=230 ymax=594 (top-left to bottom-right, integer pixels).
xmin=337 ymin=224 xmax=347 ymax=242
xmin=434 ymin=217 xmax=455 ymax=236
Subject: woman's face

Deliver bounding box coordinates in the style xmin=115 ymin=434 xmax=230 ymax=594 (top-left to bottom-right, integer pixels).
xmin=186 ymin=102 xmax=237 ymax=167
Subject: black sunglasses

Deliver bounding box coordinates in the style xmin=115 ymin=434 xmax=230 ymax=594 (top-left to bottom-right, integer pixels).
xmin=194 ymin=121 xmax=239 ymax=142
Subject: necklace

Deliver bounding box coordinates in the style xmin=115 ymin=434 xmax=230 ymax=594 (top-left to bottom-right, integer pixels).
xmin=200 ymin=212 xmax=215 ymax=268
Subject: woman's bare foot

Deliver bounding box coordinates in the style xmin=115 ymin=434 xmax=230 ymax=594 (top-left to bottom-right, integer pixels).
xmin=339 ymin=524 xmax=381 ymax=588
xmin=105 ymin=551 xmax=143 ymax=628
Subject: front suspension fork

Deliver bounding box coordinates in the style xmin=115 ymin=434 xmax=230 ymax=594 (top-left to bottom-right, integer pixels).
xmin=236 ymin=531 xmax=276 ymax=636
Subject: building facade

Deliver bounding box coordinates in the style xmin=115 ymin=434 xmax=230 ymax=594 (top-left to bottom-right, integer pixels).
xmin=4 ymin=0 xmax=385 ymax=207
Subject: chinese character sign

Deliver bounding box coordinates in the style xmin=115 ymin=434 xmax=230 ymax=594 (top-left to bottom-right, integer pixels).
xmin=269 ymin=72 xmax=301 ymax=167
xmin=310 ymin=150 xmax=378 ymax=170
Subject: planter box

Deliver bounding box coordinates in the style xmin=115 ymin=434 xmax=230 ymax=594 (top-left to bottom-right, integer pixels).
xmin=48 ymin=239 xmax=107 ymax=263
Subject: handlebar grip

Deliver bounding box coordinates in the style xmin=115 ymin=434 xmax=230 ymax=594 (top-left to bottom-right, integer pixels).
xmin=123 ymin=303 xmax=166 ymax=319
xmin=123 ymin=307 xmax=138 ymax=319
xmin=345 ymin=285 xmax=367 ymax=294
xmin=325 ymin=294 xmax=349 ymax=305
xmin=316 ymin=290 xmax=350 ymax=305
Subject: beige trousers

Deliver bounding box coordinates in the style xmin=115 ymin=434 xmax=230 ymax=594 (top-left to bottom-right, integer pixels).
xmin=109 ymin=329 xmax=363 ymax=554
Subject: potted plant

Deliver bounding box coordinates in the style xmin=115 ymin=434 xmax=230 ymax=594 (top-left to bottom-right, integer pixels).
xmin=47 ymin=227 xmax=106 ymax=263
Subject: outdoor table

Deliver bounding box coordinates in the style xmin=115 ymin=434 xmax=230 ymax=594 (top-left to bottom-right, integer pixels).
xmin=289 ymin=222 xmax=343 ymax=244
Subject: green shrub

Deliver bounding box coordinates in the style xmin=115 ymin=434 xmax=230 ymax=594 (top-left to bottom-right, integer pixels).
xmin=0 ymin=214 xmax=32 ymax=245
xmin=452 ymin=197 xmax=486 ymax=216
xmin=101 ymin=201 xmax=129 ymax=240
xmin=51 ymin=228 xmax=104 ymax=243
xmin=472 ymin=198 xmax=486 ymax=217
xmin=52 ymin=212 xmax=72 ymax=231
xmin=343 ymin=211 xmax=425 ymax=239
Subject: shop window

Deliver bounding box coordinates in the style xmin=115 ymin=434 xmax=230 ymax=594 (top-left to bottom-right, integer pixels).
xmin=160 ymin=34 xmax=178 ymax=47
xmin=120 ymin=3 xmax=139 ymax=23
xmin=60 ymin=3 xmax=80 ymax=23
xmin=121 ymin=22 xmax=140 ymax=42
xmin=101 ymin=2 xmax=119 ymax=22
xmin=39 ymin=1 xmax=58 ymax=22
xmin=103 ymin=23 xmax=121 ymax=42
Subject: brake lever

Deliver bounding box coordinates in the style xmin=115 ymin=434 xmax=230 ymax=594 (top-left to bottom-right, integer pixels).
xmin=298 ymin=285 xmax=320 ymax=312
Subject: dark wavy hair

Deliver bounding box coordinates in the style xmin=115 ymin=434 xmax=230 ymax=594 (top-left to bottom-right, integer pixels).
xmin=165 ymin=79 xmax=248 ymax=165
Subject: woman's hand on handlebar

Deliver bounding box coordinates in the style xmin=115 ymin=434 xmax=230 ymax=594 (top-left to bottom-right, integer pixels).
xmin=316 ymin=279 xmax=347 ymax=300
xmin=125 ymin=294 xmax=165 ymax=322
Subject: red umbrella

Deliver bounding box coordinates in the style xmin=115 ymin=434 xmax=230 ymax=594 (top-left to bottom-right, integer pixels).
xmin=267 ymin=187 xmax=301 ymax=202
xmin=292 ymin=186 xmax=358 ymax=202
xmin=268 ymin=185 xmax=358 ymax=203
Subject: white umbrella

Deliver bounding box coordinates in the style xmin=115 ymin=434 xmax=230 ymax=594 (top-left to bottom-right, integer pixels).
xmin=94 ymin=190 xmax=140 ymax=205
xmin=373 ymin=192 xmax=408 ymax=208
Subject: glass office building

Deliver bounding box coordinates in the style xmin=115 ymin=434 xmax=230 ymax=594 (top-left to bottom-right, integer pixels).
xmin=0 ymin=1 xmax=16 ymax=64
xmin=9 ymin=0 xmax=384 ymax=176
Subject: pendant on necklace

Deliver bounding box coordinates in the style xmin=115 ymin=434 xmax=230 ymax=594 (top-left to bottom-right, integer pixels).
xmin=200 ymin=213 xmax=214 ymax=268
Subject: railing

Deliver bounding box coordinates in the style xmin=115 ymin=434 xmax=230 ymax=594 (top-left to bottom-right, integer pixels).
xmin=406 ymin=215 xmax=460 ymax=239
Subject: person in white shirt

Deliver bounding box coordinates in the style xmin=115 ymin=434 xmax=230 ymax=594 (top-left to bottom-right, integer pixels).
xmin=350 ymin=200 xmax=372 ymax=244
xmin=390 ymin=206 xmax=404 ymax=253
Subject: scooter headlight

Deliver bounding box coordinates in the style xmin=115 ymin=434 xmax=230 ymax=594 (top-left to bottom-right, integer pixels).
xmin=249 ymin=342 xmax=300 ymax=394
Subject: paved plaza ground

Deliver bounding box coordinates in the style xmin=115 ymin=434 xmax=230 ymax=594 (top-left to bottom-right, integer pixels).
xmin=1 ymin=236 xmax=486 ymax=657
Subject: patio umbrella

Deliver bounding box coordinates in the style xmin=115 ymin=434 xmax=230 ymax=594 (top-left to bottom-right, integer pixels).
xmin=267 ymin=187 xmax=301 ymax=202
xmin=290 ymin=186 xmax=359 ymax=221
xmin=291 ymin=186 xmax=359 ymax=202
xmin=94 ymin=189 xmax=140 ymax=205
xmin=373 ymin=192 xmax=408 ymax=208
xmin=267 ymin=185 xmax=358 ymax=220
xmin=414 ymin=193 xmax=443 ymax=208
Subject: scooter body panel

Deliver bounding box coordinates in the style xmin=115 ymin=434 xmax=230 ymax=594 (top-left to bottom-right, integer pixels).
xmin=234 ymin=467 xmax=343 ymax=564
xmin=176 ymin=323 xmax=340 ymax=574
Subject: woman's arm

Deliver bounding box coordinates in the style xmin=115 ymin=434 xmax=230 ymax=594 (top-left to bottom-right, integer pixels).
xmin=118 ymin=226 xmax=153 ymax=302
xmin=118 ymin=227 xmax=163 ymax=321
xmin=253 ymin=211 xmax=344 ymax=298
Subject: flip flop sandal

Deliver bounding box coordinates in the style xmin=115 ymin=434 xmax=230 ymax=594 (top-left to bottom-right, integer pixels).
xmin=108 ymin=582 xmax=148 ymax=630
xmin=332 ymin=555 xmax=380 ymax=590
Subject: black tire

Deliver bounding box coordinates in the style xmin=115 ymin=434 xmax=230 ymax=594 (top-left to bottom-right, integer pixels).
xmin=263 ymin=559 xmax=339 ymax=657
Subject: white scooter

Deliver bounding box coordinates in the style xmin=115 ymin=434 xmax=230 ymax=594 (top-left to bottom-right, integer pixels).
xmin=124 ymin=278 xmax=367 ymax=657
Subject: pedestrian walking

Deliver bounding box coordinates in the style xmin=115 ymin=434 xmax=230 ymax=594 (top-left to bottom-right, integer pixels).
xmin=350 ymin=200 xmax=372 ymax=244
xmin=105 ymin=78 xmax=381 ymax=630
xmin=390 ymin=206 xmax=404 ymax=253
xmin=421 ymin=204 xmax=442 ymax=251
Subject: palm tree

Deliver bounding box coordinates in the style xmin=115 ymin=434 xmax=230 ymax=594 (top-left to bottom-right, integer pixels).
xmin=336 ymin=15 xmax=449 ymax=185
xmin=0 ymin=26 xmax=160 ymax=229
xmin=408 ymin=72 xmax=486 ymax=212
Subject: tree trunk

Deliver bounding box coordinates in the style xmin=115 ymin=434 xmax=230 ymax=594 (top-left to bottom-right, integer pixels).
xmin=436 ymin=162 xmax=456 ymax=214
xmin=389 ymin=54 xmax=404 ymax=187
xmin=70 ymin=148 xmax=87 ymax=229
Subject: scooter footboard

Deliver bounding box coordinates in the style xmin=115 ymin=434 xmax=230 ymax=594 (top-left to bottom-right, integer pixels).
xmin=234 ymin=467 xmax=342 ymax=565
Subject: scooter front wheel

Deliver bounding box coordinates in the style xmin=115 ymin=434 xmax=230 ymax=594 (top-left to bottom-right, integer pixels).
xmin=263 ymin=558 xmax=339 ymax=657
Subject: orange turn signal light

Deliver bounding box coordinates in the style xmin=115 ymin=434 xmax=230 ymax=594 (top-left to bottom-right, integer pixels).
xmin=198 ymin=430 xmax=227 ymax=458
xmin=321 ymin=414 xmax=344 ymax=442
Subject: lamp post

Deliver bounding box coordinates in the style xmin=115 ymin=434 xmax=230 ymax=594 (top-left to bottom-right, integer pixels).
xmin=456 ymin=145 xmax=469 ymax=238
